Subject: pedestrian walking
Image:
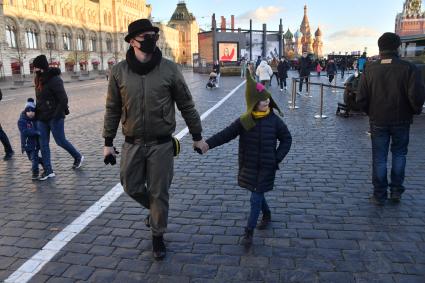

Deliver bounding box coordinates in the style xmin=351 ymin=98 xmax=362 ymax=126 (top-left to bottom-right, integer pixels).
xmin=201 ymin=72 xmax=292 ymax=247
xmin=256 ymin=60 xmax=273 ymax=88
xmin=326 ymin=59 xmax=337 ymax=84
xmin=298 ymin=52 xmax=312 ymax=94
xmin=212 ymin=60 xmax=221 ymax=87
xmin=357 ymin=52 xmax=367 ymax=73
xmin=0 ymin=89 xmax=14 ymax=161
xmin=255 ymin=56 xmax=262 ymax=81
xmin=33 ymin=54 xmax=84 ymax=181
xmin=357 ymin=32 xmax=425 ymax=206
xmin=340 ymin=57 xmax=347 ymax=78
xmin=103 ymin=18 xmax=208 ymax=260
xmin=17 ymin=98 xmax=45 ymax=180
xmin=269 ymin=58 xmax=279 ymax=86
xmin=316 ymin=61 xmax=322 ymax=77
xmin=277 ymin=57 xmax=290 ymax=92
xmin=240 ymin=57 xmax=247 ymax=79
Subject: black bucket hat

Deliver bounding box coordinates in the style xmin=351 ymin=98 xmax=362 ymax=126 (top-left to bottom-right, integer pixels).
xmin=125 ymin=19 xmax=159 ymax=43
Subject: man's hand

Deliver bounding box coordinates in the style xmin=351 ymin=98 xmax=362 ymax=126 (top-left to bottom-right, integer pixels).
xmin=104 ymin=146 xmax=119 ymax=165
xmin=193 ymin=139 xmax=209 ymax=154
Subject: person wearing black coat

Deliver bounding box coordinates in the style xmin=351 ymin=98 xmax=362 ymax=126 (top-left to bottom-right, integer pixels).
xmin=0 ymin=88 xmax=14 ymax=160
xmin=298 ymin=52 xmax=312 ymax=93
xmin=33 ymin=55 xmax=84 ymax=180
xmin=204 ymin=72 xmax=292 ymax=247
xmin=277 ymin=57 xmax=290 ymax=92
xmin=357 ymin=32 xmax=425 ymax=205
xmin=326 ymin=59 xmax=337 ymax=83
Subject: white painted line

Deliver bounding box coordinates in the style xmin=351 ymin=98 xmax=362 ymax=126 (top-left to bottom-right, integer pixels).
xmin=5 ymin=79 xmax=246 ymax=283
xmin=175 ymin=80 xmax=246 ymax=140
xmin=1 ymin=98 xmax=15 ymax=102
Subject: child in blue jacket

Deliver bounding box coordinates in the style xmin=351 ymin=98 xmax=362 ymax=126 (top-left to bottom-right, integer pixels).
xmin=204 ymin=71 xmax=292 ymax=247
xmin=18 ymin=98 xmax=44 ymax=180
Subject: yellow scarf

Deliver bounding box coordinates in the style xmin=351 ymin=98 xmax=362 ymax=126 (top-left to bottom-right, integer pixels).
xmin=252 ymin=108 xmax=270 ymax=119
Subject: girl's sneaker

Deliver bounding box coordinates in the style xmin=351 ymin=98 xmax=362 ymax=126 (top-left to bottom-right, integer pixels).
xmin=39 ymin=171 xmax=55 ymax=181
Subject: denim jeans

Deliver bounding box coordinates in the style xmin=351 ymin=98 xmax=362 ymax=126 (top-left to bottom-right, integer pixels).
xmin=37 ymin=118 xmax=81 ymax=172
xmin=299 ymin=76 xmax=309 ymax=92
xmin=370 ymin=123 xmax=410 ymax=199
xmin=279 ymin=77 xmax=287 ymax=89
xmin=247 ymin=191 xmax=271 ymax=229
xmin=0 ymin=127 xmax=13 ymax=154
xmin=26 ymin=150 xmax=43 ymax=174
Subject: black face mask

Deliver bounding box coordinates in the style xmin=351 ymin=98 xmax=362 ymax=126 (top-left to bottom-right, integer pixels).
xmin=136 ymin=37 xmax=157 ymax=54
xmin=35 ymin=70 xmax=42 ymax=75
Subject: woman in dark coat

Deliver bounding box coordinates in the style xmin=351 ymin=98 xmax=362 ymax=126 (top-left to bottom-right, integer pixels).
xmin=32 ymin=55 xmax=84 ymax=180
xmin=0 ymin=89 xmax=14 ymax=160
xmin=277 ymin=57 xmax=291 ymax=92
xmin=204 ymin=72 xmax=292 ymax=247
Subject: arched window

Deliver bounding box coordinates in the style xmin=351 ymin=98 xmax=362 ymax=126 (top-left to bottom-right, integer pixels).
xmin=62 ymin=27 xmax=72 ymax=50
xmin=89 ymin=32 xmax=97 ymax=52
xmin=76 ymin=30 xmax=85 ymax=51
xmin=45 ymin=24 xmax=57 ymax=50
xmin=25 ymin=22 xmax=39 ymax=49
xmin=5 ymin=18 xmax=18 ymax=48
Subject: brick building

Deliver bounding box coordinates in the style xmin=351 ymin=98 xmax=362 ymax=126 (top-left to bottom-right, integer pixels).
xmin=395 ymin=0 xmax=425 ymax=36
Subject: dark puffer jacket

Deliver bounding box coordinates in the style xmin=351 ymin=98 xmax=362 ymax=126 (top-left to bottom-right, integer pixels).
xmin=35 ymin=68 xmax=69 ymax=122
xmin=206 ymin=112 xmax=292 ymax=193
xmin=17 ymin=112 xmax=40 ymax=152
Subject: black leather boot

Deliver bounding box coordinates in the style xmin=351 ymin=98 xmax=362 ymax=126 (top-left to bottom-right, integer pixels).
xmin=152 ymin=235 xmax=166 ymax=260
xmin=241 ymin=228 xmax=254 ymax=247
xmin=257 ymin=211 xmax=271 ymax=230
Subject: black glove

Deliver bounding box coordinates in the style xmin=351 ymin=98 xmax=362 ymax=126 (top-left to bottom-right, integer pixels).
xmin=194 ymin=147 xmax=203 ymax=155
xmin=104 ymin=147 xmax=119 ymax=165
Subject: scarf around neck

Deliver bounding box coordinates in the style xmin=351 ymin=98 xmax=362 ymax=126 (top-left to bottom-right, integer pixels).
xmin=126 ymin=47 xmax=162 ymax=75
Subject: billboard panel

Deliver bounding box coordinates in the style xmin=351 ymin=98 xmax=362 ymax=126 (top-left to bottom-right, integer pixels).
xmin=218 ymin=42 xmax=238 ymax=62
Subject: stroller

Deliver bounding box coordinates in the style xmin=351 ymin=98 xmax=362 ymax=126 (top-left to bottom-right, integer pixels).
xmin=336 ymin=73 xmax=363 ymax=117
xmin=206 ymin=72 xmax=218 ymax=89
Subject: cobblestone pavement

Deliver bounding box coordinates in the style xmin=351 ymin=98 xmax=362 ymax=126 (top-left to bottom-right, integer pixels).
xmin=0 ymin=71 xmax=424 ymax=283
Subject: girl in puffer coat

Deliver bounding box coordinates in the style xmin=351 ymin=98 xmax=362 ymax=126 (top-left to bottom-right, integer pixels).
xmin=204 ymin=72 xmax=292 ymax=247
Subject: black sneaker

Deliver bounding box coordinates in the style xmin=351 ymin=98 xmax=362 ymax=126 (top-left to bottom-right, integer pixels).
xmin=152 ymin=235 xmax=166 ymax=260
xmin=39 ymin=171 xmax=55 ymax=181
xmin=32 ymin=172 xmax=39 ymax=180
xmin=257 ymin=212 xmax=271 ymax=230
xmin=72 ymin=155 xmax=84 ymax=169
xmin=3 ymin=151 xmax=14 ymax=161
xmin=241 ymin=227 xmax=254 ymax=247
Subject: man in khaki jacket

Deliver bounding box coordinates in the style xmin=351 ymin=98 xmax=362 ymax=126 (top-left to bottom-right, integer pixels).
xmin=103 ymin=19 xmax=208 ymax=260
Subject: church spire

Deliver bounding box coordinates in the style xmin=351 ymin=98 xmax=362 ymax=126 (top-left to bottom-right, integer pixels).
xmin=300 ymin=4 xmax=311 ymax=35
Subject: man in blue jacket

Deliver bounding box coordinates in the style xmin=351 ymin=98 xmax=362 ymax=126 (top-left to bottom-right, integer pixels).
xmin=357 ymin=32 xmax=425 ymax=205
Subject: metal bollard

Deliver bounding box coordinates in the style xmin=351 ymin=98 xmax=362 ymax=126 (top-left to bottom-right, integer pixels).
xmin=289 ymin=78 xmax=299 ymax=109
xmin=307 ymin=80 xmax=312 ymax=97
xmin=314 ymin=84 xmax=328 ymax=119
xmin=288 ymin=78 xmax=294 ymax=104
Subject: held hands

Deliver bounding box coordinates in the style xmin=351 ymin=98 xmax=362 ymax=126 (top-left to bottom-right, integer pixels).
xmin=193 ymin=139 xmax=209 ymax=155
xmin=104 ymin=146 xmax=119 ymax=165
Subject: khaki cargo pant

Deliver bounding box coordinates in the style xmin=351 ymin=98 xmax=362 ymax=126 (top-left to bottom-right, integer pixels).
xmin=120 ymin=141 xmax=174 ymax=236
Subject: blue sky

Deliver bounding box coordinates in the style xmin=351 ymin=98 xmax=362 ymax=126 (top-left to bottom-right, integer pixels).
xmin=148 ymin=0 xmax=415 ymax=56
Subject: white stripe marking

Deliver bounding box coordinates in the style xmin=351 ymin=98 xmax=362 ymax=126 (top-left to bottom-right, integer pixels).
xmin=5 ymin=79 xmax=246 ymax=283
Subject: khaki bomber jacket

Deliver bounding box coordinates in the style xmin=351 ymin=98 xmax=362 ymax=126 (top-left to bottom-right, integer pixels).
xmin=103 ymin=58 xmax=202 ymax=142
